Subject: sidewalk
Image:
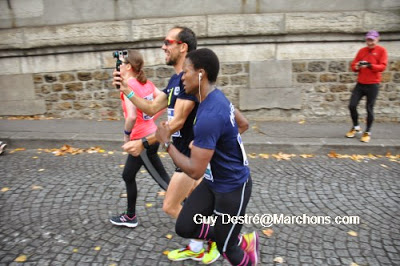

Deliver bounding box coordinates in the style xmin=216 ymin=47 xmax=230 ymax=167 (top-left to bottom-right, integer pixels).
xmin=0 ymin=118 xmax=399 ymax=154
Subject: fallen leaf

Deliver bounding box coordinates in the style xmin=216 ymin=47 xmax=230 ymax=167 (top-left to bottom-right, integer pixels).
xmin=14 ymin=255 xmax=27 ymax=262
xmin=72 ymin=248 xmax=78 ymax=253
xmin=119 ymin=164 xmax=125 ymax=168
xmin=140 ymin=170 xmax=147 ymax=173
xmin=32 ymin=185 xmax=43 ymax=190
xmin=32 ymin=156 xmax=38 ymax=159
xmin=300 ymin=154 xmax=314 ymax=158
xmin=247 ymin=153 xmax=257 ymax=159
xmin=120 ymin=193 xmax=127 ymax=198
xmin=273 ymin=256 xmax=284 ymax=263
xmin=262 ymin=228 xmax=274 ymax=237
xmin=1 ymin=187 xmax=10 ymax=192
xmin=328 ymin=151 xmax=339 ymax=158
xmin=38 ymin=169 xmax=45 ymax=172
xmin=10 ymin=148 xmax=26 ymax=154
xmin=298 ymin=119 xmax=306 ymax=124
xmin=157 ymin=191 xmax=166 ymax=197
xmin=348 ymin=230 xmax=358 ymax=237
xmin=350 ymin=263 xmax=359 ymax=266
xmin=165 ymin=234 xmax=173 ymax=239
xmin=272 ymin=152 xmax=295 ymax=161
xmin=108 ymin=151 xmax=114 ymax=155
xmin=380 ymin=164 xmax=388 ymax=168
xmin=94 ymin=246 xmax=101 ymax=251
xmin=259 ymin=153 xmax=269 ymax=159
xmin=146 ymin=203 xmax=153 ymax=207
xmin=163 ymin=250 xmax=170 ymax=256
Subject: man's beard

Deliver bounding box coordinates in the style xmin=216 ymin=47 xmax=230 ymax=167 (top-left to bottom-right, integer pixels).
xmin=166 ymin=58 xmax=177 ymax=66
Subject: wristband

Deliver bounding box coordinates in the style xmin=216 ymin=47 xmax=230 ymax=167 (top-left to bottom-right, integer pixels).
xmin=163 ymin=141 xmax=171 ymax=152
xmin=127 ymin=91 xmax=135 ymax=99
xmin=124 ymin=130 xmax=131 ymax=136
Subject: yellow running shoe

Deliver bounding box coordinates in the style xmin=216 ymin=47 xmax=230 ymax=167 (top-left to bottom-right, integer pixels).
xmin=345 ymin=127 xmax=362 ymax=138
xmin=241 ymin=231 xmax=260 ymax=265
xmin=360 ymin=132 xmax=371 ymax=143
xmin=167 ymin=246 xmax=204 ymax=262
xmin=202 ymin=241 xmax=220 ymax=264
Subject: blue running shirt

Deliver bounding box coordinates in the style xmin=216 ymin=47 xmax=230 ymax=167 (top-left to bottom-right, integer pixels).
xmin=193 ymin=89 xmax=250 ymax=193
xmin=163 ymin=72 xmax=198 ymax=156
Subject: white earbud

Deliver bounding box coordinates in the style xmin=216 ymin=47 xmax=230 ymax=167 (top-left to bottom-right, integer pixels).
xmin=199 ymin=72 xmax=203 ymax=79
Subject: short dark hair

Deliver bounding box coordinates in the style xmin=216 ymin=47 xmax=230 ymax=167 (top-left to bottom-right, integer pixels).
xmin=186 ymin=48 xmax=219 ymax=83
xmin=174 ymin=26 xmax=197 ymax=52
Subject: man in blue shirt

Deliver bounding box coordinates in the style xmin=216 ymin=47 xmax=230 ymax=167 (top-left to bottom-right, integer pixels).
xmin=156 ymin=48 xmax=259 ymax=265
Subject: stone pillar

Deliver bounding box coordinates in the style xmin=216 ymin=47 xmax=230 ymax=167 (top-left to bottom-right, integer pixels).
xmin=239 ymin=60 xmax=301 ymax=110
xmin=0 ymin=74 xmax=45 ymax=115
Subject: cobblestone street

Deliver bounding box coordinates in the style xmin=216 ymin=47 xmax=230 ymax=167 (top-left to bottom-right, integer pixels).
xmin=0 ymin=149 xmax=399 ymax=265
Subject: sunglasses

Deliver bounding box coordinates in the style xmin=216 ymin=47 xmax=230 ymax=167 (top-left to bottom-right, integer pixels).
xmin=163 ymin=39 xmax=183 ymax=46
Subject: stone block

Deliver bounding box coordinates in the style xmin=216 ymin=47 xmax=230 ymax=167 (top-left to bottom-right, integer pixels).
xmin=389 ymin=60 xmax=400 ymax=71
xmin=221 ymin=63 xmax=243 ymax=75
xmin=216 ymin=76 xmax=230 ymax=87
xmin=59 ymin=73 xmax=75 ymax=82
xmin=52 ymin=84 xmax=64 ymax=92
xmin=339 ymin=73 xmax=357 ymax=83
xmin=293 ymin=62 xmax=306 ymax=72
xmin=320 ymin=74 xmax=337 ymax=83
xmin=286 ymin=12 xmax=363 ymax=33
xmin=325 ymin=94 xmax=336 ymax=102
xmin=308 ymin=61 xmax=327 ymax=72
xmin=33 ymin=74 xmax=43 ymax=83
xmin=131 ymin=16 xmax=207 ymax=41
xmin=0 ymin=100 xmax=46 ymax=115
xmin=315 ymin=85 xmax=329 ymax=93
xmin=61 ymin=93 xmax=76 ymax=100
xmin=329 ymin=61 xmax=348 ymax=73
xmin=239 ymin=88 xmax=301 ymax=110
xmin=297 ymin=74 xmax=317 ymax=83
xmin=330 ymin=85 xmax=348 ymax=93
xmin=230 ymin=75 xmax=248 ymax=86
xmin=381 ymin=72 xmax=392 ymax=83
xmin=364 ymin=11 xmax=400 ymax=32
xmin=22 ymin=21 xmax=131 ymax=48
xmin=86 ymin=81 xmax=103 ymax=91
xmin=209 ymin=44 xmax=275 ymax=63
xmin=93 ymin=71 xmax=110 ymax=80
xmin=44 ymin=74 xmax=57 ymax=83
xmin=393 ymin=73 xmax=400 ymax=83
xmin=250 ymin=60 xmax=292 ymax=88
xmin=0 ymin=74 xmax=36 ymax=100
xmin=156 ymin=67 xmax=175 ymax=79
xmin=207 ymin=14 xmax=284 ymax=37
xmin=65 ymin=82 xmax=83 ymax=91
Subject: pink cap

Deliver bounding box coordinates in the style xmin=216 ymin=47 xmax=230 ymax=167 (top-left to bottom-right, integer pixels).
xmin=365 ymin=30 xmax=380 ymax=40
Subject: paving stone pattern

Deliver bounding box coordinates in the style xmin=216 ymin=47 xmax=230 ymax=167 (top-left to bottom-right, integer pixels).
xmin=0 ymin=150 xmax=399 ymax=265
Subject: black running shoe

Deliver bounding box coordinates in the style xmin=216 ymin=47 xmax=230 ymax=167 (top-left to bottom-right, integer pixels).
xmin=110 ymin=213 xmax=138 ymax=228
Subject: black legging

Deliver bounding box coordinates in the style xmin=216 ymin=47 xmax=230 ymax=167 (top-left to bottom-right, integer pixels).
xmin=176 ymin=177 xmax=252 ymax=265
xmin=122 ymin=142 xmax=170 ymax=216
xmin=349 ymin=83 xmax=379 ymax=132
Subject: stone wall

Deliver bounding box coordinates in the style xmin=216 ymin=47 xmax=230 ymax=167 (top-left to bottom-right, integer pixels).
xmin=31 ymin=62 xmax=249 ymax=120
xmin=31 ymin=59 xmax=399 ymax=122
xmin=1 ymin=1 xmax=400 ymax=121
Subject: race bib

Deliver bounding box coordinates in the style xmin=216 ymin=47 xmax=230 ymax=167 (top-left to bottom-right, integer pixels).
xmin=204 ymin=163 xmax=214 ymax=182
xmin=167 ymin=108 xmax=181 ymax=137
xmin=142 ymin=94 xmax=154 ymax=120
